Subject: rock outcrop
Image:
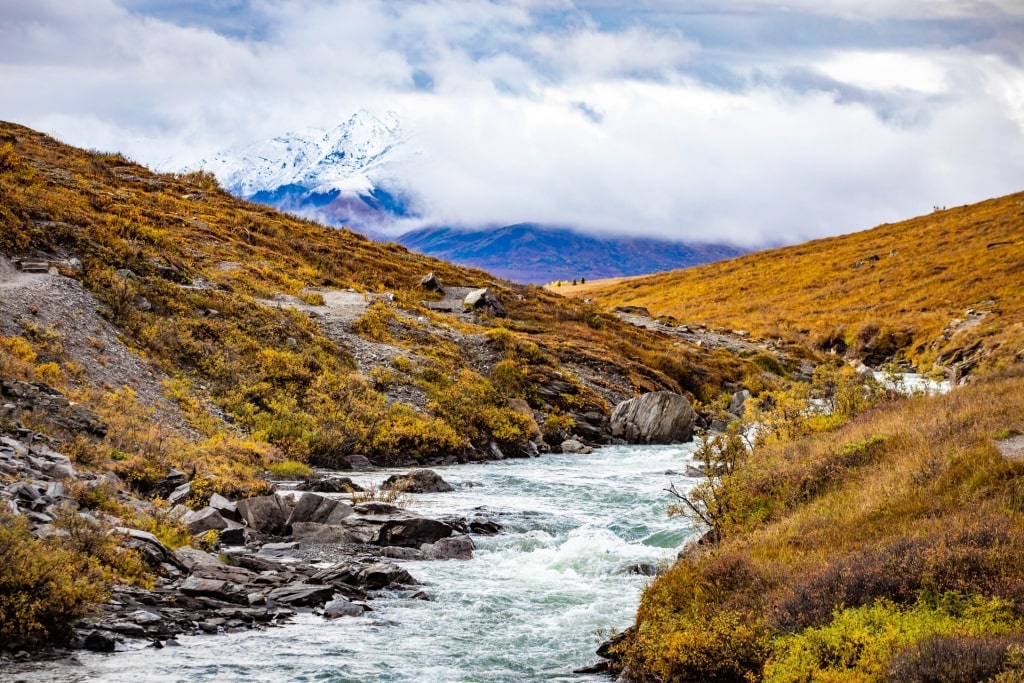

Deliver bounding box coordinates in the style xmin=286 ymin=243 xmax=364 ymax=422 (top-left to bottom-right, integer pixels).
xmin=610 ymin=391 xmax=695 ymax=444
xmin=419 ymin=272 xmax=444 ymax=293
xmin=463 ymin=288 xmax=507 ymax=318
xmin=382 ymin=469 xmax=454 ymax=493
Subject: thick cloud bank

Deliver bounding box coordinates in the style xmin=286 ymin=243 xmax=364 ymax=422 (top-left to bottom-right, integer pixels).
xmin=1 ymin=0 xmax=1022 ymax=246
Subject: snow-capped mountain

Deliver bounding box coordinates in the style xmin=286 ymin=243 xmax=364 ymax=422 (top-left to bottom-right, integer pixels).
xmin=207 ymin=110 xmax=414 ymax=233
xmin=206 ymin=111 xmax=745 ymax=282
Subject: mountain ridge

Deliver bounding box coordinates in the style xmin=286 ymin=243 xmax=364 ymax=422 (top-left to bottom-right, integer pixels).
xmin=396 ymin=223 xmax=746 ymax=284
xmin=205 ymin=111 xmax=744 ymax=283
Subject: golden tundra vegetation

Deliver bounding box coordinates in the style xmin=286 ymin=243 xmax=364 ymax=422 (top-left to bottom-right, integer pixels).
xmin=2 ymin=114 xmax=1024 ymax=683
xmin=0 ymin=121 xmax=762 ymax=645
xmin=565 ymin=191 xmax=1024 ymax=373
xmin=565 ymin=197 xmax=1024 ymax=680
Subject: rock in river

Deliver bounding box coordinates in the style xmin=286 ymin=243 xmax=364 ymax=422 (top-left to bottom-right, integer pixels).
xmin=610 ymin=391 xmax=695 ymax=444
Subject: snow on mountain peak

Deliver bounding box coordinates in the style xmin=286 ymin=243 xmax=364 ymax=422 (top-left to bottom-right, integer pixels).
xmin=209 ymin=109 xmax=408 ymax=197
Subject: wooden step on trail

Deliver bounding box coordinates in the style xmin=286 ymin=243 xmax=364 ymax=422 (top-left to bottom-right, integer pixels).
xmin=15 ymin=259 xmax=51 ymax=273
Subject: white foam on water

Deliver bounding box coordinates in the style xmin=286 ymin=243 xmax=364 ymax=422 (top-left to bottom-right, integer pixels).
xmin=51 ymin=445 xmax=701 ymax=683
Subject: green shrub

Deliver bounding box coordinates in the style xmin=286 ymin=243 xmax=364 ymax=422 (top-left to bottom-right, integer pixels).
xmin=352 ymin=301 xmax=395 ymax=342
xmin=426 ymin=368 xmax=532 ymax=448
xmin=765 ymin=596 xmax=1019 ymax=683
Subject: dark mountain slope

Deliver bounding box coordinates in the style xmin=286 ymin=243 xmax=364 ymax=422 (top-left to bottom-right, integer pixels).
xmin=397 ymin=223 xmax=745 ymax=284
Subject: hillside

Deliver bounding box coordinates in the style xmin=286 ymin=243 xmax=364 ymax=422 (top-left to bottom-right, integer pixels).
xmin=1 ymin=120 xmax=796 ymax=651
xmin=609 ymin=365 xmax=1024 ymax=682
xmin=565 ymin=194 xmax=1024 ymax=376
xmin=0 ymin=120 xmax=776 ymax=473
xmin=395 ymin=223 xmax=745 ymax=284
xmin=574 ymin=193 xmax=1024 ymax=680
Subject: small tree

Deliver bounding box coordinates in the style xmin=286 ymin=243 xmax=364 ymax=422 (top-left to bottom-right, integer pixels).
xmin=667 ymin=423 xmax=749 ymax=542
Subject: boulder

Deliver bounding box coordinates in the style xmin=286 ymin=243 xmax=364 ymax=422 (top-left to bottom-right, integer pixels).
xmin=184 ymin=507 xmax=229 ymax=535
xmin=209 ymin=493 xmax=240 ymax=521
xmin=328 ymin=454 xmax=374 ymax=470
xmin=41 ymin=457 xmax=75 ymax=480
xmin=284 ymin=493 xmax=350 ymax=530
xmin=321 ymin=598 xmax=366 ymax=619
xmin=113 ymin=527 xmax=171 ymax=567
xmin=266 ymin=584 xmax=334 ymax=607
xmin=338 ymin=517 xmax=388 ymax=544
xmin=421 ymin=535 xmax=474 ymax=560
xmin=560 ymin=439 xmax=593 ymax=455
xmin=382 ymin=469 xmax=454 ymax=493
xmin=83 ymin=630 xmax=118 ymax=652
xmin=256 ymin=541 xmax=300 ymax=560
xmin=570 ymin=411 xmax=609 ymax=443
xmin=375 ymin=517 xmax=454 ymax=548
xmin=419 ymin=272 xmax=444 ymax=293
xmin=172 ymin=546 xmax=224 ymax=572
xmin=168 ymin=482 xmax=192 ymax=506
xmin=152 ymin=468 xmax=188 ymax=497
xmin=513 ymin=440 xmax=540 ymax=458
xmin=463 ymin=288 xmax=507 ymax=318
xmin=728 ymin=390 xmax=751 ymax=417
xmin=290 ymin=522 xmax=358 ymax=543
xmin=218 ymin=520 xmax=247 ymax=545
xmin=353 ymin=502 xmax=403 ymax=516
xmin=357 ymin=562 xmax=417 ymax=589
xmin=296 ymin=476 xmax=363 ymax=493
xmin=179 ymin=576 xmax=248 ymax=604
xmin=468 ymin=519 xmax=502 ymax=535
xmin=610 ymin=391 xmax=695 ymax=444
xmin=236 ymin=494 xmax=293 ymax=536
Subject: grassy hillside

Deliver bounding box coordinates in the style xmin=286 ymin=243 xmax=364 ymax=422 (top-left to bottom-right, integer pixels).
xmin=578 ymin=192 xmax=1024 ymax=680
xmin=611 ymin=366 xmax=1024 ymax=682
xmin=0 ymin=121 xmax=769 ymax=496
xmin=564 ymin=194 xmax=1024 ymax=374
xmin=0 ymin=121 xmax=785 ymax=647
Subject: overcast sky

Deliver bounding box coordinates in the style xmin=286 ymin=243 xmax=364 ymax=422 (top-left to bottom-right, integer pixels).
xmin=2 ymin=1 xmax=1023 ymax=246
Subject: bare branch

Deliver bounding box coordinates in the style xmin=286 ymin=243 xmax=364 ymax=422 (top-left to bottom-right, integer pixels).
xmin=665 ymin=482 xmax=714 ymax=528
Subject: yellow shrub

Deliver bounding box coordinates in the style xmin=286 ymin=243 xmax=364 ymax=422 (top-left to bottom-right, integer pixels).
xmin=0 ymin=336 xmax=36 ymax=363
xmin=0 ymin=508 xmax=109 ymax=646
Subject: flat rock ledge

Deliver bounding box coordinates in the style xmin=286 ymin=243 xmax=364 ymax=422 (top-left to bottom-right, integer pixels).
xmin=69 ymin=491 xmax=500 ymax=652
xmin=1 ymin=420 xmax=502 ymax=655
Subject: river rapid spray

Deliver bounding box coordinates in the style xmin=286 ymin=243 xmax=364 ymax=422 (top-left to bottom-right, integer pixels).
xmin=11 ymin=445 xmax=702 ymax=683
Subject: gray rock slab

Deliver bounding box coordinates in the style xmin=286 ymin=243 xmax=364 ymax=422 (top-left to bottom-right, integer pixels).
xmin=237 ymin=494 xmax=292 ymax=535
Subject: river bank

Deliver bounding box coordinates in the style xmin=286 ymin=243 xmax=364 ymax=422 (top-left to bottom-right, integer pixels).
xmin=2 ymin=445 xmax=701 ymax=683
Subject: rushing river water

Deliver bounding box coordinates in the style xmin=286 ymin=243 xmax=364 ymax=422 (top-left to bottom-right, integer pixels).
xmin=17 ymin=444 xmax=702 ymax=683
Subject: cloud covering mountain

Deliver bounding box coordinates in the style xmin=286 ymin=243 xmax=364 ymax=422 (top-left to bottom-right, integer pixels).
xmin=1 ymin=1 xmax=1022 ymax=247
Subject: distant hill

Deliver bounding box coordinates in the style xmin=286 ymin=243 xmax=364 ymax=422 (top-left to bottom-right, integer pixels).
xmin=396 ymin=223 xmax=746 ymax=284
xmin=567 ymin=192 xmax=1024 ymax=372
xmin=204 ymin=114 xmax=744 ymax=282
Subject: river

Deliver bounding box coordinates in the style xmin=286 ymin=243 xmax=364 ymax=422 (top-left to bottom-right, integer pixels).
xmin=11 ymin=444 xmax=702 ymax=683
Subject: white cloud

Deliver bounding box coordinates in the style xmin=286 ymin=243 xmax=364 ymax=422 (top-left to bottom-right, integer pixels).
xmin=817 ymin=51 xmax=949 ymax=94
xmin=391 ymin=70 xmax=1024 ymax=246
xmin=0 ymin=0 xmax=1022 ymax=247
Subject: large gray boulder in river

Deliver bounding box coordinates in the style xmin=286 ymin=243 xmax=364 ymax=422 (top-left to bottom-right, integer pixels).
xmin=610 ymin=391 xmax=695 ymax=444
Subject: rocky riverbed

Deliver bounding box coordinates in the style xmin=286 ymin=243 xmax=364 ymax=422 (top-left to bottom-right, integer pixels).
xmin=4 ymin=445 xmax=698 ymax=682
xmin=1 ymin=412 xmax=501 ymax=662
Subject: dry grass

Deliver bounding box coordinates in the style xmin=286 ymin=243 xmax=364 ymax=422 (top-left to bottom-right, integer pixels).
xmin=616 ymin=366 xmax=1024 ymax=681
xmin=567 ymin=194 xmax=1024 ymax=372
